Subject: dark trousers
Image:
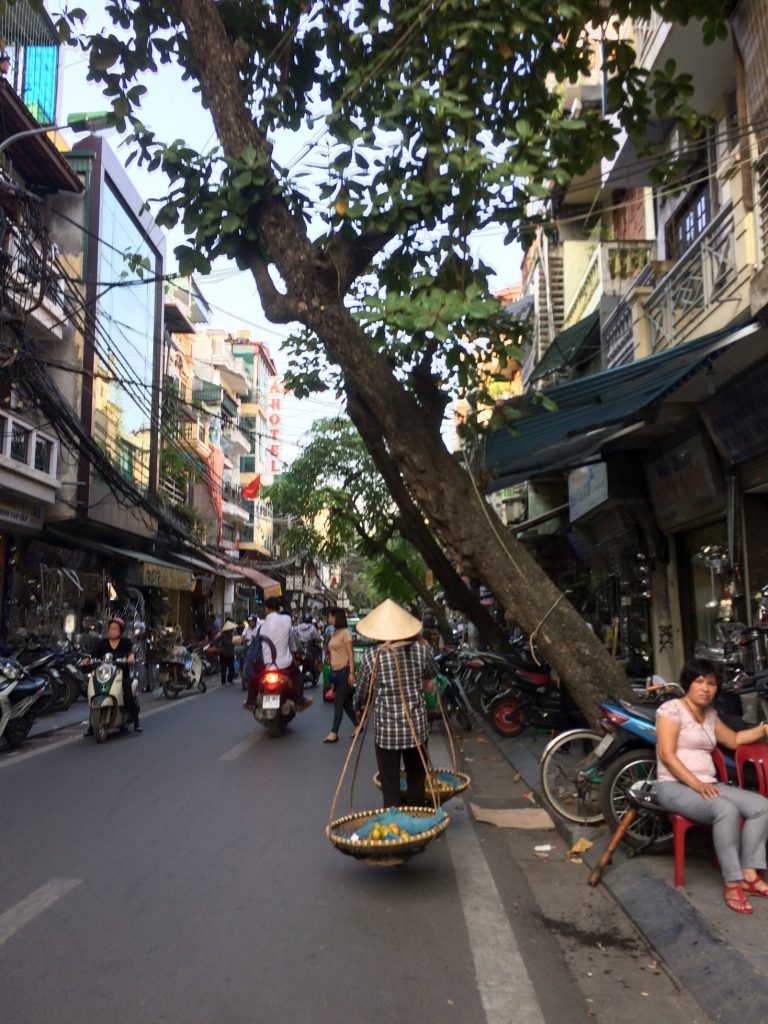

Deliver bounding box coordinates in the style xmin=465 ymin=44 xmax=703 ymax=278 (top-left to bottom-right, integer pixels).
xmin=375 ymin=744 xmax=427 ymax=808
xmin=122 ymin=674 xmax=139 ymax=725
xmin=220 ymin=656 xmax=235 ymax=685
xmin=329 ymin=668 xmax=357 ymax=733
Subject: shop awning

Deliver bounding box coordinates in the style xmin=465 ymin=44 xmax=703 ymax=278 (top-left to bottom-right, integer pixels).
xmin=485 ymin=320 xmax=764 ymax=493
xmin=528 ymin=311 xmax=601 ymax=383
xmin=225 ymin=562 xmax=282 ymax=599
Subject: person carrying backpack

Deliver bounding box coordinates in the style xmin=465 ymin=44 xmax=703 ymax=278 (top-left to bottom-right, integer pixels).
xmin=242 ymin=597 xmax=313 ymax=712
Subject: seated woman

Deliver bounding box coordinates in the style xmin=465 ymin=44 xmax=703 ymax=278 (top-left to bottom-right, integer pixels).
xmin=656 ymin=657 xmax=768 ymax=914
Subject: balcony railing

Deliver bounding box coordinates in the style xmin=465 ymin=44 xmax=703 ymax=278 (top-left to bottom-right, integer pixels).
xmin=563 ymin=239 xmax=655 ymax=328
xmin=602 ymin=264 xmax=657 ymax=369
xmin=191 ymin=381 xmax=222 ymax=407
xmin=633 ymin=12 xmax=665 ymax=68
xmin=644 ymin=203 xmax=736 ymax=351
xmin=756 ymin=151 xmax=768 ymax=267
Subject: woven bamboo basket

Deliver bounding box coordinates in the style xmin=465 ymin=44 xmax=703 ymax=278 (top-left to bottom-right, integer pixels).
xmin=326 ymin=806 xmax=450 ymax=866
xmin=372 ymin=768 xmax=471 ymax=805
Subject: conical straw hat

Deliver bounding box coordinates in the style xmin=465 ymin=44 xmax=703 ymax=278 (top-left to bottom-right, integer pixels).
xmin=221 ymin=620 xmax=237 ymax=632
xmin=355 ymin=599 xmax=422 ymax=642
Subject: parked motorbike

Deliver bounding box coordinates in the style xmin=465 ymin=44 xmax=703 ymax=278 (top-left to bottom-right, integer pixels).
xmin=432 ymin=652 xmax=473 ymax=731
xmin=487 ymin=675 xmax=585 ymax=737
xmin=153 ymin=628 xmax=205 ymax=699
xmin=574 ymin=682 xmax=751 ymax=853
xmin=86 ymin=654 xmax=140 ymax=744
xmin=0 ymin=660 xmax=51 ymax=749
xmin=190 ymin=641 xmax=220 ymax=679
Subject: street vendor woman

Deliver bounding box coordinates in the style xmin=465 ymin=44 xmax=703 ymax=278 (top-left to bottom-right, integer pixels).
xmin=353 ymin=600 xmax=436 ymax=808
xmin=655 ymin=657 xmax=768 ymax=914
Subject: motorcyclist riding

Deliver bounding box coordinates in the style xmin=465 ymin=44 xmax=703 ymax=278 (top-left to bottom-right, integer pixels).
xmin=82 ymin=616 xmax=141 ymax=735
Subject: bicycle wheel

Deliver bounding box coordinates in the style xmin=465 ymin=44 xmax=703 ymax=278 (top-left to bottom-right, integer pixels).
xmin=540 ymin=728 xmax=605 ymax=824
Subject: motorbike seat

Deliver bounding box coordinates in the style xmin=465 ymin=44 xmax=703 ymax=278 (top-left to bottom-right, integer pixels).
xmin=622 ymin=702 xmax=658 ymax=723
xmin=7 ymin=677 xmax=47 ymax=700
xmin=516 ymin=668 xmax=552 ymax=687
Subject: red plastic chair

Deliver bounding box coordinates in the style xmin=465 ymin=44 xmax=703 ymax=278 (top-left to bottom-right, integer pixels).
xmin=671 ymin=748 xmax=728 ymax=889
xmin=735 ymin=743 xmax=768 ymax=793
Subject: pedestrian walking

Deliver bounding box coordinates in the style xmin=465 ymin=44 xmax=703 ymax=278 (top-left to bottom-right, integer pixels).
xmin=323 ymin=607 xmax=357 ymax=743
xmin=353 ymin=599 xmax=436 ymax=807
xmin=218 ymin=620 xmax=237 ymax=685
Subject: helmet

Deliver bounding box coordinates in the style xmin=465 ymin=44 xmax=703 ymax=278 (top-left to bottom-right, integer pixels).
xmin=421 ymin=611 xmax=437 ymax=629
xmin=107 ymin=616 xmax=125 ymax=633
xmin=302 ymin=613 xmax=313 ymax=624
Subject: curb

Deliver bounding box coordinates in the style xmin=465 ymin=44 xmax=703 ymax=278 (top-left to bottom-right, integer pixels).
xmin=478 ymin=718 xmax=768 ymax=1024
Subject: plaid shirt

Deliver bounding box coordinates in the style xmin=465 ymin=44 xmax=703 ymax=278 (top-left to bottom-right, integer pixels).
xmin=354 ymin=640 xmax=436 ymax=749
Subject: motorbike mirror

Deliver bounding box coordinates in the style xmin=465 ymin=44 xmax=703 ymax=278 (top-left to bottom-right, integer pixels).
xmin=64 ymin=613 xmax=76 ymax=636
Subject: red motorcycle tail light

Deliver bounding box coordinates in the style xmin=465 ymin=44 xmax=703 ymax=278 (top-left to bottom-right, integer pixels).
xmin=264 ymin=671 xmax=281 ymax=687
xmin=598 ymin=706 xmax=629 ymax=729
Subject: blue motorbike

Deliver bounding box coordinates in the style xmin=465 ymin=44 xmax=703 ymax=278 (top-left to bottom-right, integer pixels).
xmin=540 ymin=683 xmax=753 ymax=853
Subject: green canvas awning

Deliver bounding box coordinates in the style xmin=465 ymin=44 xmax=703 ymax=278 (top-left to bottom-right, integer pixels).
xmin=528 ymin=311 xmax=601 ymax=383
xmin=485 ymin=320 xmax=763 ymax=492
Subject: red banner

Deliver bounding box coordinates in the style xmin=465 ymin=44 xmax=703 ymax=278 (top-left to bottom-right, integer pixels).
xmin=206 ymin=445 xmax=225 ymax=544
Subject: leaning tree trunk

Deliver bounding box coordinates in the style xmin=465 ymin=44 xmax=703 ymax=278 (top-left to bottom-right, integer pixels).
xmin=177 ymin=0 xmax=635 ymax=727
xmin=348 ymin=393 xmax=507 ymax=650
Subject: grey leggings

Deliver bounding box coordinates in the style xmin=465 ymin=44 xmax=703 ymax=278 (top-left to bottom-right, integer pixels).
xmin=655 ymin=781 xmax=768 ymax=882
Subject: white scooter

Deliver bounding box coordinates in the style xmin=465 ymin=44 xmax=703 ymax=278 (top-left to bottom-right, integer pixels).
xmin=0 ymin=661 xmax=51 ymax=749
xmin=86 ymin=654 xmax=139 ymax=744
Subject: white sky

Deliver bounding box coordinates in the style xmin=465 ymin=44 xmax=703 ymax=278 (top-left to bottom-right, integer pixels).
xmin=55 ymin=3 xmax=522 ymax=464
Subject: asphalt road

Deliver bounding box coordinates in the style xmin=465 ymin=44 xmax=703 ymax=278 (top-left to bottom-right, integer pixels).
xmin=1 ymin=683 xmax=710 ymax=1024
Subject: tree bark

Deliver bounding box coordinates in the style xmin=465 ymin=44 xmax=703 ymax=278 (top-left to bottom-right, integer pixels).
xmin=177 ymin=0 xmax=636 ymax=727
xmin=347 ymin=392 xmax=507 ymax=650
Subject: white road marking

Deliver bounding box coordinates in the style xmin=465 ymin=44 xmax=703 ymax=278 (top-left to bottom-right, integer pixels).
xmin=0 ymin=687 xmax=226 ymax=770
xmin=447 ymin=805 xmax=546 ymax=1024
xmin=430 ymin=734 xmax=545 ymax=1024
xmin=0 ymin=879 xmax=82 ymax=947
xmin=220 ymin=734 xmax=258 ymax=761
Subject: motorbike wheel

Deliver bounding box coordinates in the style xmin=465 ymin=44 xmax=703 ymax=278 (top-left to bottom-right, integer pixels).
xmin=539 ymin=728 xmax=604 ymax=825
xmin=162 ymin=684 xmax=179 ymax=700
xmin=600 ymin=749 xmax=673 ymax=853
xmin=491 ymin=696 xmax=527 ymax=737
xmin=267 ymin=716 xmax=284 ymax=738
xmin=62 ymin=675 xmax=81 ymax=709
xmin=94 ymin=712 xmax=109 ymax=745
xmin=198 ymin=679 xmax=207 ymax=693
xmin=4 ymin=713 xmax=33 ymax=748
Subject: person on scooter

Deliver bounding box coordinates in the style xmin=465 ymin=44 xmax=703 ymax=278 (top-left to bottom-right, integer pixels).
xmin=83 ymin=616 xmax=140 ymax=735
xmin=655 ymin=656 xmax=768 ymax=914
xmin=243 ymin=597 xmax=313 ymax=712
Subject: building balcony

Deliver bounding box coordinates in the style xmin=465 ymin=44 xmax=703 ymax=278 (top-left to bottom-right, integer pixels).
xmin=756 ymin=151 xmax=768 ymax=269
xmin=181 ymin=421 xmax=210 ymax=460
xmin=643 ymin=203 xmax=739 ymax=352
xmin=563 ymin=239 xmax=655 ymax=329
xmin=226 ymin=424 xmax=252 ymax=457
xmin=0 ymin=409 xmax=59 ymax=504
xmin=210 ymin=340 xmax=249 ymax=396
xmin=191 ymin=381 xmax=222 ymax=408
xmin=160 ymin=475 xmax=188 ymax=506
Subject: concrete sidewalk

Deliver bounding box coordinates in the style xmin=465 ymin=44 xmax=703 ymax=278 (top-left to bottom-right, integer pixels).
xmin=483 ymin=724 xmax=768 ymax=1024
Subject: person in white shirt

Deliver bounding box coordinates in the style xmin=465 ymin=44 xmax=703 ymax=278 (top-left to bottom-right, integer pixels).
xmin=241 ymin=613 xmax=261 ymax=642
xmin=243 ymin=597 xmax=313 ymax=710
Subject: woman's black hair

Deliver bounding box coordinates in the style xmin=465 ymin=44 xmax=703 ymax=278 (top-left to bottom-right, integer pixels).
xmin=329 ymin=606 xmax=348 ymax=629
xmin=679 ymin=656 xmax=718 ymax=692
